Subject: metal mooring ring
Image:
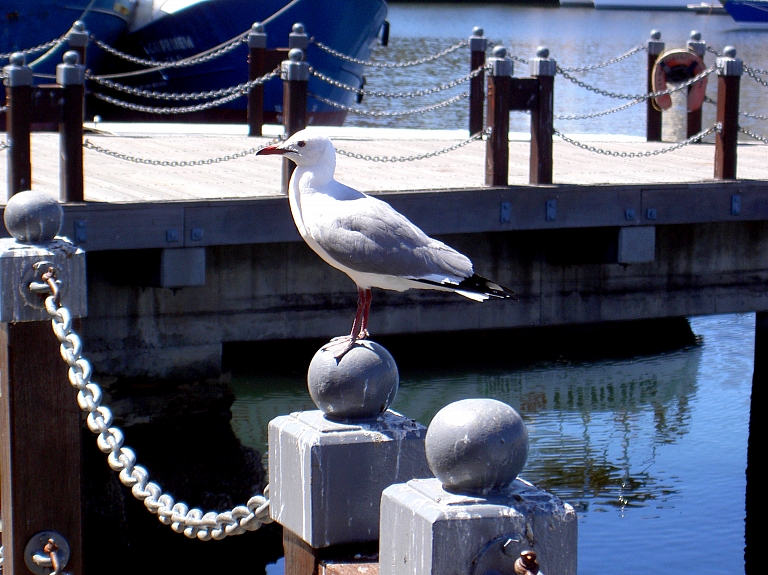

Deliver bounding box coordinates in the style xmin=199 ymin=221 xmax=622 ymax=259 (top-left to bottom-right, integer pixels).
xmin=23 ymin=531 xmax=70 ymax=575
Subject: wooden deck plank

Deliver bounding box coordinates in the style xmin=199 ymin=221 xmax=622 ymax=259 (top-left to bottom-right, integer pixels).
xmin=2 ymin=132 xmax=766 ymax=205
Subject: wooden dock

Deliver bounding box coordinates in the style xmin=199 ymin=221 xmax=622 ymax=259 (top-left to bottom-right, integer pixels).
xmin=4 ymin=128 xmax=767 ymax=204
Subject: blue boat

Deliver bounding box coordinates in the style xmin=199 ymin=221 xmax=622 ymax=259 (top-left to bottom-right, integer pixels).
xmin=722 ymin=0 xmax=768 ymax=27
xmin=2 ymin=0 xmax=389 ymax=126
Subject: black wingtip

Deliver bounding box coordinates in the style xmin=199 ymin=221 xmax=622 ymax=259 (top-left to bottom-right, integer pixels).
xmin=458 ymin=274 xmax=518 ymax=301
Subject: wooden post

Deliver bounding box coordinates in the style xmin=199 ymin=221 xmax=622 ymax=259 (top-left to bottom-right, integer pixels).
xmin=247 ymin=23 xmax=267 ymax=137
xmin=485 ymin=47 xmax=512 ymax=187
xmin=57 ymin=51 xmax=85 ymax=202
xmin=714 ymin=47 xmax=742 ymax=180
xmin=686 ymin=31 xmax=705 ymax=139
xmin=3 ymin=54 xmax=33 ymax=200
xmin=529 ymin=47 xmax=555 ymax=186
xmin=468 ymin=27 xmax=487 ymax=136
xmin=0 ymin=191 xmax=87 ymax=575
xmin=646 ymin=30 xmax=664 ymax=142
xmin=281 ymin=48 xmax=309 ymax=193
xmin=745 ymin=311 xmax=768 ymax=575
xmin=67 ymin=21 xmax=88 ymax=71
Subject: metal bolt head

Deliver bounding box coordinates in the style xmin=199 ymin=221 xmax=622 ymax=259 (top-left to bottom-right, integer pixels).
xmin=425 ymin=398 xmax=529 ymax=495
xmin=690 ymin=30 xmax=702 ymax=41
xmin=308 ymin=340 xmax=399 ymax=421
xmin=723 ymin=45 xmax=737 ymax=58
xmin=536 ymin=46 xmax=549 ymax=59
xmin=4 ymin=190 xmax=63 ymax=244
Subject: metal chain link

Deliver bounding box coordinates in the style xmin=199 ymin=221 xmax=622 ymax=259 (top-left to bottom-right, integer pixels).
xmin=336 ymin=129 xmax=488 ymax=162
xmin=557 ymin=64 xmax=716 ymax=101
xmin=0 ymin=140 xmax=8 ymax=151
xmin=739 ymin=126 xmax=768 ymax=144
xmin=88 ymin=68 xmax=279 ymax=101
xmin=311 ymin=38 xmax=469 ymax=68
xmin=745 ymin=66 xmax=768 ymax=88
xmin=0 ymin=34 xmax=67 ymax=59
xmin=559 ymin=44 xmax=645 ymax=73
xmin=741 ymin=110 xmax=768 ymax=121
xmin=310 ymin=65 xmax=485 ymax=98
xmin=311 ymin=91 xmax=468 ymax=117
xmin=555 ymin=97 xmax=644 ymax=120
xmin=37 ymin=275 xmax=271 ymax=540
xmin=90 ymin=34 xmax=247 ymax=70
xmin=83 ymin=137 xmax=280 ymax=166
xmin=554 ymin=123 xmax=720 ymax=157
xmin=91 ymin=88 xmax=247 ymax=115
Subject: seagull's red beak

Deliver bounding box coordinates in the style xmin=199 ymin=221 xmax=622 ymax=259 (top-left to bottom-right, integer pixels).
xmin=256 ymin=145 xmax=287 ymax=156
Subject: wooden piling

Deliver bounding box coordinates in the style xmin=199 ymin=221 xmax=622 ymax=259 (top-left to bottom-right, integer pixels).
xmin=714 ymin=48 xmax=742 ymax=180
xmin=57 ymin=51 xmax=85 ymax=203
xmin=3 ymin=55 xmax=33 ymax=199
xmin=248 ymin=23 xmax=267 ymax=137
xmin=469 ymin=28 xmax=487 ymax=136
xmin=281 ymin=48 xmax=309 ymax=193
xmin=484 ymin=54 xmax=511 ymax=187
xmin=529 ymin=50 xmax=555 ymax=186
xmin=646 ymin=31 xmax=664 ymax=142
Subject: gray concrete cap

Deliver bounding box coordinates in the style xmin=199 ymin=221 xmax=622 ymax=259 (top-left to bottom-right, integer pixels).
xmin=425 ymin=398 xmax=528 ymax=495
xmin=4 ymin=191 xmax=63 ymax=243
xmin=308 ymin=340 xmax=398 ymax=420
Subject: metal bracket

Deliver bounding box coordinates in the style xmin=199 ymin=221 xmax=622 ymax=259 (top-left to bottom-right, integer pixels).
xmin=470 ymin=533 xmax=530 ymax=575
xmin=24 ymin=531 xmax=70 ymax=575
xmin=22 ymin=260 xmax=62 ymax=310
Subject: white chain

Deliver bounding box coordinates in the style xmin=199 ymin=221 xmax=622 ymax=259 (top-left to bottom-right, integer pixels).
xmin=745 ymin=66 xmax=768 ymax=88
xmin=311 ymin=38 xmax=469 ymax=68
xmin=88 ymin=68 xmax=280 ymax=102
xmin=310 ymin=65 xmax=485 ymax=98
xmin=559 ymin=44 xmax=645 ymax=73
xmin=0 ymin=34 xmax=67 ymax=59
xmin=739 ymin=127 xmax=768 ymax=144
xmin=39 ymin=284 xmax=271 ymax=540
xmin=336 ymin=129 xmax=488 ymax=162
xmin=83 ymin=137 xmax=280 ymax=166
xmin=555 ymin=97 xmax=644 ymax=120
xmin=554 ymin=123 xmax=720 ymax=157
xmin=311 ymin=91 xmax=468 ymax=117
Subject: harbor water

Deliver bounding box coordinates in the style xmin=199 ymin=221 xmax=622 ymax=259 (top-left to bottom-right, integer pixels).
xmin=228 ymin=4 xmax=759 ymax=574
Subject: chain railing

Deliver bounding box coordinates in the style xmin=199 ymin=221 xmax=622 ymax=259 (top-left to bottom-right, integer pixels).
xmin=36 ymin=271 xmax=271 ymax=540
xmin=0 ymin=33 xmax=67 ymax=59
xmin=558 ymin=44 xmax=646 ymax=73
xmin=311 ymin=91 xmax=468 ymax=117
xmin=84 ymin=137 xmax=281 ymax=166
xmin=739 ymin=126 xmax=768 ymax=144
xmin=335 ymin=129 xmax=488 ymax=162
xmin=310 ymin=65 xmax=485 ymax=98
xmin=312 ymin=37 xmax=469 ymax=68
xmin=554 ymin=97 xmax=645 ymax=121
xmin=554 ymin=123 xmax=720 ymax=157
xmin=745 ymin=65 xmax=768 ymax=88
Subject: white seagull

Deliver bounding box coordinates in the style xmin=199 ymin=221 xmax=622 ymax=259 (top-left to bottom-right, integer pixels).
xmin=257 ymin=130 xmax=516 ymax=356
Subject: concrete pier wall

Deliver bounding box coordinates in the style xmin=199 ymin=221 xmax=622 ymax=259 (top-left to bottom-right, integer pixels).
xmin=79 ymin=220 xmax=768 ymax=380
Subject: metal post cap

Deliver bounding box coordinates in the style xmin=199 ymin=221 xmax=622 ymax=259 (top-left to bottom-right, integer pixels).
xmin=288 ymin=22 xmax=308 ymax=49
xmin=248 ymin=22 xmax=267 ymax=49
xmin=489 ymin=46 xmax=512 ymax=77
xmin=648 ymin=30 xmax=664 ymax=56
xmin=292 ymin=23 xmax=305 ymax=34
xmin=3 ymin=52 xmax=33 ymax=87
xmin=690 ymin=30 xmax=702 ymax=41
xmin=3 ymin=191 xmax=64 ymax=243
xmin=717 ymin=46 xmax=743 ymax=76
xmin=472 ymin=27 xmax=484 ymax=37
xmin=56 ymin=50 xmax=85 ymax=85
xmin=307 ymin=340 xmax=399 ymax=421
xmin=530 ymin=46 xmax=556 ymax=77
xmin=67 ymin=21 xmax=89 ymax=47
xmin=470 ymin=27 xmax=487 ymax=51
xmin=425 ymin=398 xmax=529 ymax=495
xmin=650 ymin=29 xmax=661 ymax=40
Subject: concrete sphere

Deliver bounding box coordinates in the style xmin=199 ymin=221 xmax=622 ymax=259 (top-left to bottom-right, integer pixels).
xmin=4 ymin=191 xmax=63 ymax=243
xmin=425 ymin=398 xmax=528 ymax=495
xmin=308 ymin=340 xmax=399 ymax=421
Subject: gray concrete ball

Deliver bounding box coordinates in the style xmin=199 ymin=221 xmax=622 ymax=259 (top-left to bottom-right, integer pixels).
xmin=308 ymin=340 xmax=399 ymax=421
xmin=425 ymin=398 xmax=529 ymax=495
xmin=4 ymin=191 xmax=63 ymax=243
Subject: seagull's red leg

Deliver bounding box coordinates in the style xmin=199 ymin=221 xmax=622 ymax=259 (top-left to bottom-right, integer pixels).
xmin=358 ymin=289 xmax=372 ymax=339
xmin=349 ymin=287 xmax=368 ymax=341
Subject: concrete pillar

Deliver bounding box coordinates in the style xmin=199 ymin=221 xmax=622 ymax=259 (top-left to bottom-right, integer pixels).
xmin=379 ymin=398 xmax=578 ymax=575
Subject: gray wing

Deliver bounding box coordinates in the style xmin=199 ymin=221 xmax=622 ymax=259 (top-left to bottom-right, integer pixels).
xmin=308 ymin=195 xmax=473 ymax=280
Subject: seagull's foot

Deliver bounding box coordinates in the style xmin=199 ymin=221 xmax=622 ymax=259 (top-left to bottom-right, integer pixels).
xmin=322 ymin=336 xmax=358 ymax=360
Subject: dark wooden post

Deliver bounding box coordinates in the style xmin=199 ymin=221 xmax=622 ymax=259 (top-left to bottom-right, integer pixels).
xmin=3 ymin=53 xmax=33 ymax=200
xmin=67 ymin=21 xmax=88 ymax=71
xmin=0 ymin=191 xmax=87 ymax=575
xmin=646 ymin=30 xmax=664 ymax=142
xmin=746 ymin=311 xmax=768 ymax=575
xmin=485 ymin=47 xmax=512 ymax=187
xmin=247 ymin=23 xmax=267 ymax=137
xmin=686 ymin=31 xmax=705 ymax=139
xmin=468 ymin=27 xmax=487 ymax=136
xmin=57 ymin=51 xmax=85 ymax=202
xmin=529 ymin=47 xmax=555 ymax=186
xmin=714 ymin=46 xmax=742 ymax=180
xmin=281 ymin=48 xmax=308 ymax=193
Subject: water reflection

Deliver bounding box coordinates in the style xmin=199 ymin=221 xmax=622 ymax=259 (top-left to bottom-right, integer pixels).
xmin=231 ymin=344 xmax=701 ymax=517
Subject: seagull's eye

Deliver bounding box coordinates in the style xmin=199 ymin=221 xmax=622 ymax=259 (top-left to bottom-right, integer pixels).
xmin=297 ymin=141 xmax=306 ymax=148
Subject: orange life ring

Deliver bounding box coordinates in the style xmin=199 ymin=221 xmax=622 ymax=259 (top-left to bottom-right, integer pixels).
xmin=652 ymin=49 xmax=708 ymax=112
